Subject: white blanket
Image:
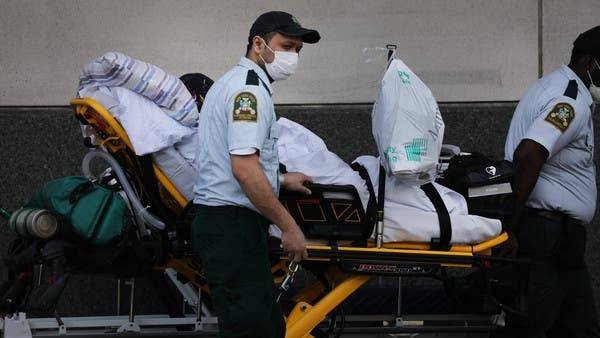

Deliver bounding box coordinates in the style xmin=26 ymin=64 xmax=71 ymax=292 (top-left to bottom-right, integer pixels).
xmin=276 ymin=118 xmax=370 ymax=210
xmin=101 ymin=87 xmax=196 ymax=156
xmin=353 ymin=155 xmax=502 ymax=244
xmin=78 ymin=52 xmax=199 ymax=128
xmin=152 ymin=144 xmax=196 ymax=200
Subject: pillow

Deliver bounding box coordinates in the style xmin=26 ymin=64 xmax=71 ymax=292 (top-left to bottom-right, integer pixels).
xmin=78 ymin=52 xmax=198 ymax=127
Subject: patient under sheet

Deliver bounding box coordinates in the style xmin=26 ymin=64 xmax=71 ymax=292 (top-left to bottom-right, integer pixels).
xmin=276 ymin=118 xmax=371 ymax=210
xmin=272 ymin=118 xmax=501 ymax=244
xmin=353 ymin=155 xmax=501 ymax=244
xmin=84 ymin=86 xmax=196 ymax=200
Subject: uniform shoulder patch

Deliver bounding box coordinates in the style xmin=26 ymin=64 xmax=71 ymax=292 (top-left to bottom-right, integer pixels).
xmin=233 ymin=91 xmax=258 ymax=122
xmin=545 ymin=102 xmax=575 ymax=132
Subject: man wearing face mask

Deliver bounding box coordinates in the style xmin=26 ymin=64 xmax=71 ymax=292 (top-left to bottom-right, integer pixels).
xmin=191 ymin=11 xmax=320 ymax=338
xmin=503 ymin=26 xmax=600 ymax=337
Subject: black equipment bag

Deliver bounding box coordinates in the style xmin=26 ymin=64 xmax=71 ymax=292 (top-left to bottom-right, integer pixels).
xmin=437 ymin=153 xmax=514 ymax=222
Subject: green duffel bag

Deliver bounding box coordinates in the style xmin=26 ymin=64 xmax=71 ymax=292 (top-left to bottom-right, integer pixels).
xmin=25 ymin=176 xmax=133 ymax=246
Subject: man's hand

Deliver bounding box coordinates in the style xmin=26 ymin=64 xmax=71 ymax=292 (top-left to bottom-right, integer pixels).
xmin=280 ymin=225 xmax=308 ymax=262
xmin=231 ymin=154 xmax=309 ymax=262
xmin=282 ymin=172 xmax=313 ymax=195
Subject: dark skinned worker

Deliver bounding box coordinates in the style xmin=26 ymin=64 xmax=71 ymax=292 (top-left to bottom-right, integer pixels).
xmin=504 ymin=26 xmax=600 ymax=338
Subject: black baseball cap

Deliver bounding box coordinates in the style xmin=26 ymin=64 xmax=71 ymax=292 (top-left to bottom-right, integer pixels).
xmin=574 ymin=25 xmax=600 ymax=59
xmin=249 ymin=11 xmax=321 ymax=44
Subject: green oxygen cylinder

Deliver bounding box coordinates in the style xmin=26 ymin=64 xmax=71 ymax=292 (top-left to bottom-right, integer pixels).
xmin=7 ymin=208 xmax=59 ymax=239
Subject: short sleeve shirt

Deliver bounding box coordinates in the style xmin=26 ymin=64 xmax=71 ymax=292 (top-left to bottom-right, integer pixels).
xmin=193 ymin=57 xmax=279 ymax=211
xmin=504 ymin=65 xmax=596 ymax=223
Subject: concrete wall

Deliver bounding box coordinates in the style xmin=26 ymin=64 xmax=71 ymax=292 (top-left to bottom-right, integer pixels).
xmin=0 ymin=0 xmax=542 ymax=105
xmin=3 ymin=1 xmax=596 ymax=106
xmin=542 ymin=0 xmax=600 ymax=74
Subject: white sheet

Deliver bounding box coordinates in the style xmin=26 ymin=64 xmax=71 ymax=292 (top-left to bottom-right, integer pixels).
xmin=277 ymin=117 xmax=328 ymax=162
xmin=152 ymin=146 xmax=195 ymax=200
xmin=276 ymin=118 xmax=370 ymax=210
xmin=110 ymin=87 xmax=196 ymax=155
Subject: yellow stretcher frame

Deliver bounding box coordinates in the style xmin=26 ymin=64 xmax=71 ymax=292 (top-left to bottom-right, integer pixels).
xmin=71 ymin=97 xmax=511 ymax=338
xmin=281 ymin=233 xmax=508 ymax=337
xmin=71 ymin=97 xmax=188 ymax=215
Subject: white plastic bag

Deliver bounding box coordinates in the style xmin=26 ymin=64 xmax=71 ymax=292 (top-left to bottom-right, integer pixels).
xmin=371 ymin=58 xmax=445 ymax=184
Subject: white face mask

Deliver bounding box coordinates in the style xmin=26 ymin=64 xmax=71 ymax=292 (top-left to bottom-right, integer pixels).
xmin=258 ymin=39 xmax=299 ymax=81
xmin=588 ymin=59 xmax=600 ymax=102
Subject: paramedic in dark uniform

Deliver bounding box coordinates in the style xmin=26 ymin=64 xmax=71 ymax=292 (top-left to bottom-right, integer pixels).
xmin=504 ymin=26 xmax=600 ymax=337
xmin=191 ymin=11 xmax=320 ymax=338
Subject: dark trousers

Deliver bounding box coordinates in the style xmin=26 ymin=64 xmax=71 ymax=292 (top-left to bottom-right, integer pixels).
xmin=190 ymin=205 xmax=285 ymax=338
xmin=506 ymin=210 xmax=600 ymax=338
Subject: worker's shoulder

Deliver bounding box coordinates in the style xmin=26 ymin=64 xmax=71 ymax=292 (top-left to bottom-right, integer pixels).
xmin=205 ymin=71 xmax=263 ymax=107
xmin=524 ymin=73 xmax=586 ymax=112
xmin=216 ymin=67 xmax=268 ymax=95
xmin=541 ymin=67 xmax=589 ymax=104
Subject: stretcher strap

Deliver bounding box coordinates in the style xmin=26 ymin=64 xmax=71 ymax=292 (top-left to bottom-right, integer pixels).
xmin=378 ymin=166 xmax=385 ymax=221
xmin=420 ymin=183 xmax=452 ymax=251
xmin=350 ymin=163 xmax=378 ymax=235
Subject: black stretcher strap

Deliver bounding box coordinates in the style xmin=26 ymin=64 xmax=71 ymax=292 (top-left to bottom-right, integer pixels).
xmin=349 ymin=164 xmax=451 ymax=250
xmin=420 ymin=183 xmax=452 ymax=251
xmin=378 ymin=166 xmax=386 ymax=222
xmin=350 ymin=163 xmax=378 ymax=243
xmin=346 ymin=163 xmax=385 ymax=243
xmin=350 ymin=163 xmax=377 ymax=222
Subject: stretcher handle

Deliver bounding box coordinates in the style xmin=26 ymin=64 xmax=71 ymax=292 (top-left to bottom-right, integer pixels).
xmin=288 ymin=261 xmax=299 ymax=273
xmin=386 ymin=44 xmax=397 ymax=62
xmin=376 ymin=166 xmax=386 ymax=248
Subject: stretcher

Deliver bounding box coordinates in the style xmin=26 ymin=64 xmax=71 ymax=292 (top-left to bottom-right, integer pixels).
xmin=0 ymin=97 xmax=526 ymax=338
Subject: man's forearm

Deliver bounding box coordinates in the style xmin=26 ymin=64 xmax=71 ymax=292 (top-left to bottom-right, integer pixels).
xmin=231 ymin=155 xmax=299 ymax=232
xmin=513 ymin=161 xmax=542 ymax=215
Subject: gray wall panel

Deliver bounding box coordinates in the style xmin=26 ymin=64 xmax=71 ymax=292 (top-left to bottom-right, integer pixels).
xmin=542 ymin=0 xmax=600 ymax=75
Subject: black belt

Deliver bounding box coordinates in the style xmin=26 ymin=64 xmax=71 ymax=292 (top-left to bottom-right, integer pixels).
xmin=190 ymin=204 xmax=259 ymax=217
xmin=524 ymin=207 xmax=582 ymax=226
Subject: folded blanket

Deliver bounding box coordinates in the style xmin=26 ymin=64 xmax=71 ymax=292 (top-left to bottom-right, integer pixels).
xmin=89 ymin=86 xmax=195 ymax=156
xmin=78 ymin=52 xmax=198 ymax=127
